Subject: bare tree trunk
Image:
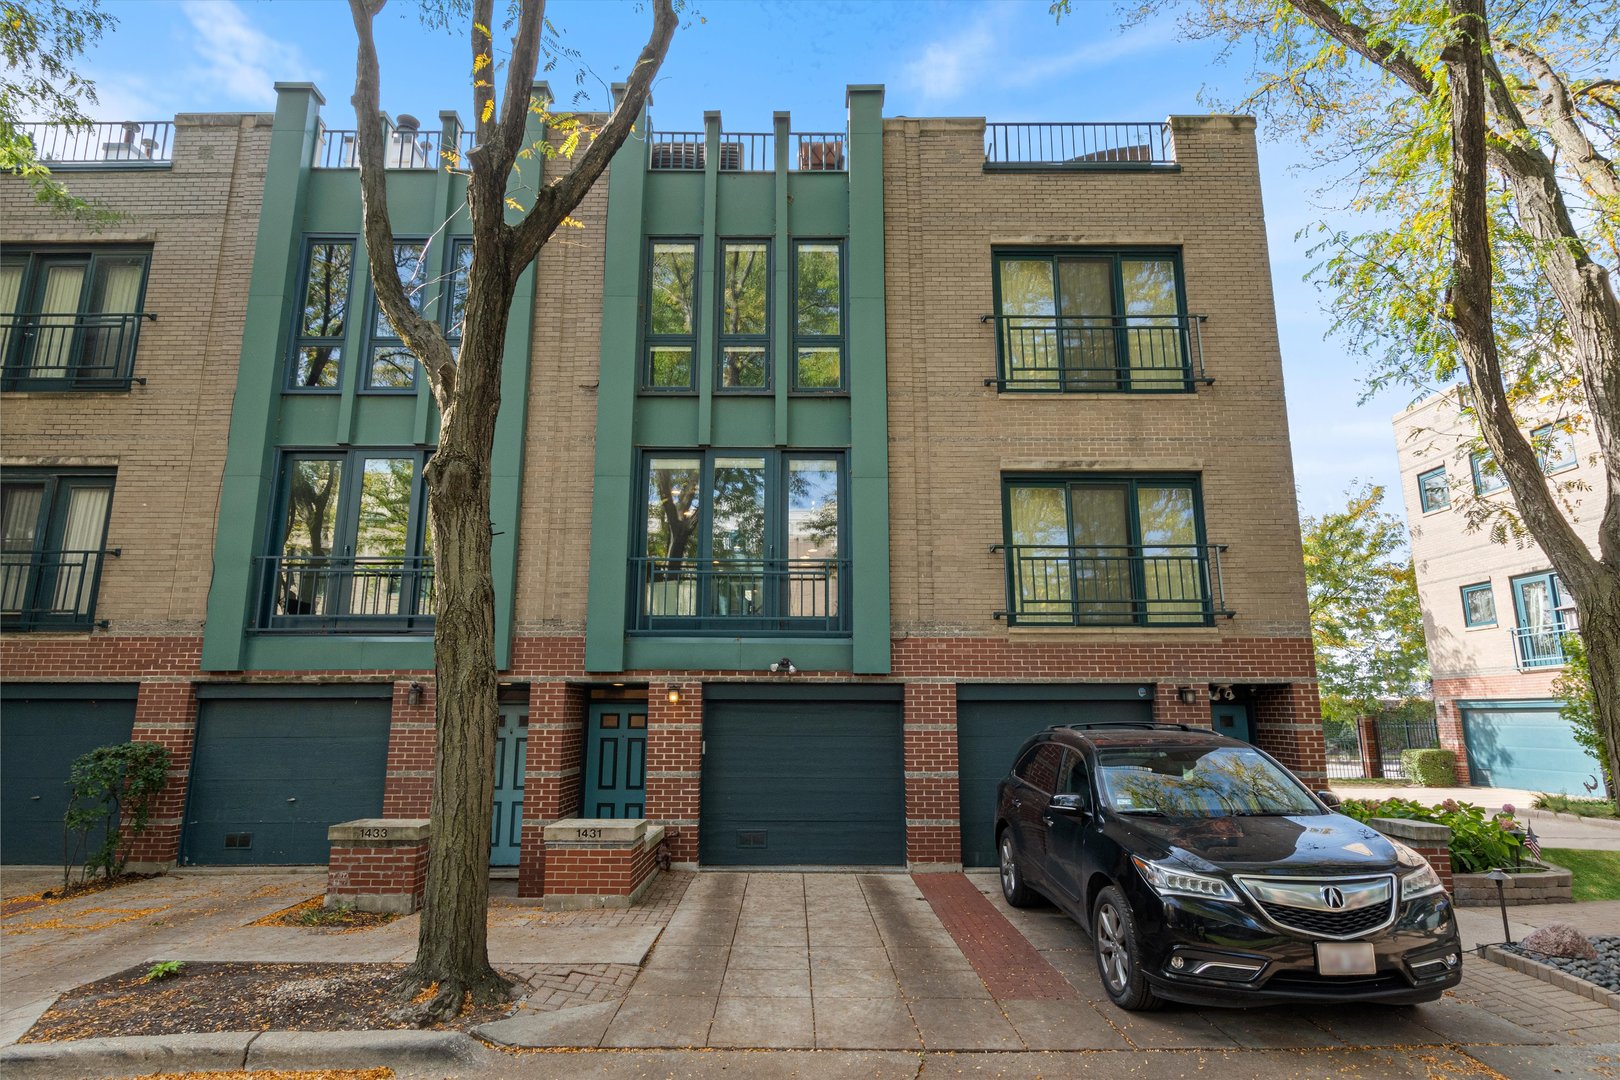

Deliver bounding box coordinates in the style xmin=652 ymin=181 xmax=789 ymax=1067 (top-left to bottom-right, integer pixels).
xmin=1443 ymin=0 xmax=1620 ymax=806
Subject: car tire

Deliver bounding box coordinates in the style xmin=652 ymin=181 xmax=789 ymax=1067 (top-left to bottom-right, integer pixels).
xmin=1093 ymin=885 xmax=1161 ymax=1011
xmin=998 ymin=827 xmax=1037 ymax=908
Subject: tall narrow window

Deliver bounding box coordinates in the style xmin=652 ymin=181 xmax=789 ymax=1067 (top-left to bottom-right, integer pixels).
xmin=993 ymin=250 xmax=1191 ymax=392
xmin=1002 ymin=476 xmax=1215 ymax=626
xmin=1471 ymin=450 xmax=1506 ymax=494
xmin=0 ymin=469 xmax=116 ymax=630
xmin=0 ymin=248 xmax=151 ymax=389
xmin=365 ymin=240 xmax=427 ymax=390
xmin=1417 ymin=466 xmax=1450 ymax=512
xmin=645 ymin=241 xmax=697 ymax=390
xmin=445 ymin=239 xmax=474 ymax=347
xmin=794 ymin=241 xmax=844 ymax=391
xmin=288 ymin=240 xmax=353 ymax=390
xmin=718 ymin=241 xmax=768 ymax=390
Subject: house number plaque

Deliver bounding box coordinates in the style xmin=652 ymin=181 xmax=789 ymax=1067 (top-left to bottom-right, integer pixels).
xmin=359 ymin=827 xmax=391 ymax=840
xmin=575 ymin=827 xmax=603 ymax=840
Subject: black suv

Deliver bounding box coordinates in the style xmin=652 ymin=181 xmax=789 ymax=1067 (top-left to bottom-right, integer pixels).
xmin=994 ymin=724 xmax=1462 ymax=1010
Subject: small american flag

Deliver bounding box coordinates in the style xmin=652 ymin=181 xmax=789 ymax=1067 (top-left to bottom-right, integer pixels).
xmin=1525 ymin=824 xmax=1542 ymax=861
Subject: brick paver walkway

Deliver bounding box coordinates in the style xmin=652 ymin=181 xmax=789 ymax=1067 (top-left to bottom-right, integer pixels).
xmin=912 ymin=873 xmax=1076 ymax=1000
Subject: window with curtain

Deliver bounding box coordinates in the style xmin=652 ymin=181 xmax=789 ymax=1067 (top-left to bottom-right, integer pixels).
xmin=286 ymin=239 xmax=353 ymax=391
xmin=644 ymin=240 xmax=698 ymax=391
xmin=992 ymin=249 xmax=1191 ymax=392
xmin=0 ymin=248 xmax=151 ymax=389
xmin=637 ymin=449 xmax=845 ymax=633
xmin=1002 ymin=475 xmax=1216 ymax=626
xmin=261 ymin=449 xmax=433 ymax=632
xmin=0 ymin=469 xmax=116 ymax=630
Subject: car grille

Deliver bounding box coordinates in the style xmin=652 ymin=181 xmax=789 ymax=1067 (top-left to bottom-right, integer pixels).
xmin=1258 ymin=899 xmax=1393 ymax=938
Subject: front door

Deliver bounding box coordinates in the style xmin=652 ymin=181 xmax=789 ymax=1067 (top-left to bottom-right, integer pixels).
xmin=583 ymin=702 xmax=647 ymax=818
xmin=489 ymin=706 xmax=526 ymax=866
xmin=1212 ymin=703 xmax=1252 ymax=743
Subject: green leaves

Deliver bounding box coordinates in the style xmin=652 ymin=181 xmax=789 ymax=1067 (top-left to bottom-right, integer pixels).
xmin=62 ymin=741 xmax=170 ymax=888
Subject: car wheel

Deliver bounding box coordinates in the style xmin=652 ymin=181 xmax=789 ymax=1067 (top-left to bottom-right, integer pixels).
xmin=1093 ymin=885 xmax=1161 ymax=1011
xmin=998 ymin=828 xmax=1037 ymax=908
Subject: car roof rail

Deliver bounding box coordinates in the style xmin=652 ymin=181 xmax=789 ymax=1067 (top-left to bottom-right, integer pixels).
xmin=1058 ymin=721 xmax=1211 ymax=733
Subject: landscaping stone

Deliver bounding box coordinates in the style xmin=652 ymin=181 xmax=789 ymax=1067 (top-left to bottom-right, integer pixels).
xmin=1504 ymin=934 xmax=1620 ymax=995
xmin=1453 ymin=863 xmax=1573 ymax=906
xmin=1518 ymin=922 xmax=1600 ymax=961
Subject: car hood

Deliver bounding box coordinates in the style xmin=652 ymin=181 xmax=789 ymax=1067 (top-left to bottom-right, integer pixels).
xmin=1108 ymin=812 xmax=1403 ymax=875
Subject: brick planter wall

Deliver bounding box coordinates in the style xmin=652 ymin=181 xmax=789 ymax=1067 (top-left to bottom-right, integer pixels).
xmin=1453 ymin=865 xmax=1574 ymax=907
xmin=536 ymin=818 xmax=665 ymax=910
xmin=1368 ymin=816 xmax=1454 ymax=895
xmin=326 ymin=819 xmax=430 ymax=914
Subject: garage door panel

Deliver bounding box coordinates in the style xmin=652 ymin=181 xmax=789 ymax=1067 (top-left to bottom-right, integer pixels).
xmin=182 ymin=698 xmax=390 ymax=865
xmin=957 ymin=696 xmax=1151 ymax=868
xmin=701 ymin=699 xmax=904 ymax=867
xmin=1 ymin=690 xmax=137 ymax=865
xmin=1463 ymin=705 xmax=1599 ymax=795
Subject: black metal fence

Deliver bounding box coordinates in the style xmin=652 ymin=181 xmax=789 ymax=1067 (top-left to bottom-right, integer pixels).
xmin=631 ymin=556 xmax=848 ymax=634
xmin=13 ymin=121 xmax=173 ymax=165
xmin=1 ymin=312 xmax=153 ymax=390
xmin=1323 ymin=718 xmax=1365 ymax=779
xmin=985 ymin=314 xmax=1209 ymax=391
xmin=255 ymin=555 xmax=435 ymax=632
xmin=1 ymin=549 xmax=116 ymax=630
xmin=1374 ymin=714 xmax=1441 ymax=779
xmin=984 ymin=122 xmax=1174 ymax=167
xmin=998 ymin=544 xmax=1230 ymax=626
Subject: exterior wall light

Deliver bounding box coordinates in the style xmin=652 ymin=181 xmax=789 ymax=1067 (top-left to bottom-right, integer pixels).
xmin=666 ymin=688 xmax=682 ymax=705
xmin=769 ymin=657 xmax=798 ymax=674
xmin=407 ymin=682 xmax=424 ymax=706
xmin=1177 ymin=686 xmax=1199 ymax=705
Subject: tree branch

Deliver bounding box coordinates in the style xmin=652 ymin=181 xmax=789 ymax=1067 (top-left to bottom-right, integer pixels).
xmin=1497 ymin=39 xmax=1619 ymax=204
xmin=1284 ymin=0 xmax=1435 ymax=98
xmin=494 ymin=0 xmax=546 ymax=167
xmin=348 ymin=0 xmax=457 ymax=406
xmin=509 ymin=0 xmax=676 ymax=269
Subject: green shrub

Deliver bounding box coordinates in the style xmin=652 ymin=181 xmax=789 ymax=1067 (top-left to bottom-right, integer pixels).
xmin=1400 ymin=748 xmax=1457 ymax=787
xmin=63 ymin=742 xmax=170 ymax=888
xmin=1340 ymin=796 xmax=1521 ymax=874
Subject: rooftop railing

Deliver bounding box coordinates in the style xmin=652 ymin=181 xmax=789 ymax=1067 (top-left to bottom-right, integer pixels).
xmin=11 ymin=121 xmax=173 ymax=165
xmin=985 ymin=122 xmax=1174 ymax=169
xmin=646 ymin=130 xmax=847 ymax=172
xmin=631 ymin=556 xmax=849 ymax=635
xmin=315 ymin=127 xmax=446 ymax=169
xmin=1 ymin=548 xmax=119 ymax=631
xmin=994 ymin=543 xmax=1231 ymax=626
xmin=254 ymin=554 xmax=435 ymax=633
xmin=1 ymin=312 xmax=154 ymax=391
xmin=983 ymin=313 xmax=1210 ymax=392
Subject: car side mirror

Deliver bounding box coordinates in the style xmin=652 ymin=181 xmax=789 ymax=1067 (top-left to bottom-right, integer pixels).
xmin=1049 ymin=793 xmax=1090 ymax=816
xmin=1316 ymin=791 xmax=1341 ymax=808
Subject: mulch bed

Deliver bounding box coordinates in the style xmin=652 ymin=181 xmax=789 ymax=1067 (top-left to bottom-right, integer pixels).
xmin=20 ymin=962 xmax=520 ymax=1042
xmin=251 ymin=897 xmax=402 ymax=931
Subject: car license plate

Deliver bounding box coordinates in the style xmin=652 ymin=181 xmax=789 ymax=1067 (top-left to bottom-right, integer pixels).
xmin=1315 ymin=942 xmax=1377 ymax=976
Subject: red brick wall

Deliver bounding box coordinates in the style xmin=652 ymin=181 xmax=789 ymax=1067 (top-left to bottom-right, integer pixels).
xmin=517 ymin=680 xmax=587 ymax=898
xmin=1153 ymin=682 xmax=1215 ymax=727
xmin=542 ymin=837 xmax=659 ymax=897
xmin=1251 ymin=682 xmax=1326 ymax=782
xmin=327 ymin=840 xmax=429 ymax=904
xmin=1431 ymin=671 xmax=1562 ymax=786
xmin=905 ymin=682 xmax=961 ymax=864
xmin=645 ymin=680 xmax=703 ymax=864
xmin=382 ymin=680 xmax=435 ymax=818
xmin=123 ymin=681 xmax=198 ymax=864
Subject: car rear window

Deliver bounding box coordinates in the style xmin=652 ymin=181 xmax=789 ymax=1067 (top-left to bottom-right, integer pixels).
xmin=1095 ymin=745 xmax=1318 ymax=817
xmin=1014 ymin=743 xmax=1065 ymax=794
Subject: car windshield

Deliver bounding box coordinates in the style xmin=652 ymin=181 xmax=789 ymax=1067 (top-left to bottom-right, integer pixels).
xmin=1095 ymin=745 xmax=1319 ymax=817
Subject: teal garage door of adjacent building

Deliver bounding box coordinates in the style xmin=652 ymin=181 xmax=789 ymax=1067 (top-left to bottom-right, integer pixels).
xmin=957 ymin=685 xmax=1153 ymax=868
xmin=181 ymin=687 xmax=391 ymax=865
xmin=1462 ymin=701 xmax=1600 ymax=795
xmin=2 ymin=684 xmax=137 ymax=864
xmin=700 ymin=686 xmax=904 ymax=867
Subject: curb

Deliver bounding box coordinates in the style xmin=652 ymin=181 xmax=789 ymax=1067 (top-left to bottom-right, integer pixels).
xmin=1523 ymin=807 xmax=1620 ymax=833
xmin=0 ymin=1028 xmax=493 ymax=1079
xmin=1482 ymin=945 xmax=1620 ymax=1011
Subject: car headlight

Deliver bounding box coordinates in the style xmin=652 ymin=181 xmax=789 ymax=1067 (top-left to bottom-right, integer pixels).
xmin=1391 ymin=841 xmax=1446 ymax=900
xmin=1132 ymin=855 xmax=1239 ymax=902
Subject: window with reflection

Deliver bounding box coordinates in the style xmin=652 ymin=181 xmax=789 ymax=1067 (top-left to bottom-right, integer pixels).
xmin=645 ymin=240 xmax=697 ymax=390
xmin=288 ymin=240 xmax=353 ymax=390
xmin=794 ymin=241 xmax=844 ymax=391
xmin=1002 ymin=475 xmax=1214 ymax=625
xmin=262 ymin=449 xmax=433 ymax=632
xmin=364 ymin=240 xmax=428 ymax=391
xmin=638 ymin=450 xmax=845 ymax=633
xmin=718 ymin=240 xmax=769 ymax=391
xmin=1417 ymin=466 xmax=1450 ymax=512
xmin=993 ymin=249 xmax=1189 ymax=392
xmin=1531 ymin=424 xmax=1577 ymax=473
xmin=0 ymin=468 xmax=115 ymax=630
xmin=1471 ymin=450 xmax=1506 ymax=495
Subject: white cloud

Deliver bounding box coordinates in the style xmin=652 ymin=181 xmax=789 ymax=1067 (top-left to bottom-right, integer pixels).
xmin=900 ymin=10 xmax=1000 ymax=103
xmin=178 ymin=0 xmax=310 ymax=107
xmin=1000 ymin=20 xmax=1181 ymax=89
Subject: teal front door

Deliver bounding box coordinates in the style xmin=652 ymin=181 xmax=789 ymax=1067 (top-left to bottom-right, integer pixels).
xmin=583 ymin=702 xmax=647 ymax=818
xmin=489 ymin=706 xmax=526 ymax=866
xmin=1212 ymin=703 xmax=1252 ymax=743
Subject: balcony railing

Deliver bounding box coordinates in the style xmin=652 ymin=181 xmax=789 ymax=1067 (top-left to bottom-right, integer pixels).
xmin=315 ymin=127 xmax=446 ymax=169
xmin=631 ymin=556 xmax=849 ymax=635
xmin=254 ymin=554 xmax=435 ymax=633
xmin=1 ymin=548 xmax=118 ymax=631
xmin=1512 ymin=625 xmax=1573 ymax=670
xmin=12 ymin=121 xmax=174 ymax=165
xmin=1 ymin=312 xmax=154 ymax=390
xmin=985 ymin=122 xmax=1174 ymax=168
xmin=995 ymin=543 xmax=1231 ymax=626
xmin=982 ymin=314 xmax=1210 ymax=392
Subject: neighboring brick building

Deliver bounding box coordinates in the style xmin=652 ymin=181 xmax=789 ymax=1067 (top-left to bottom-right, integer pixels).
xmin=1394 ymin=390 xmax=1606 ymax=794
xmin=3 ymin=84 xmax=1323 ymax=888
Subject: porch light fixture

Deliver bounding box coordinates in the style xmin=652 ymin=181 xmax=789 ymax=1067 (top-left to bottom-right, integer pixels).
xmin=769 ymin=657 xmax=798 ymax=675
xmin=666 ymin=688 xmax=682 ymax=705
xmin=407 ymin=682 xmax=424 ymax=706
xmin=1177 ymin=686 xmax=1198 ymax=705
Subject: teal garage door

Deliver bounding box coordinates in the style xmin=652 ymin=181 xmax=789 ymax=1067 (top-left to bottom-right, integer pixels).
xmin=700 ymin=687 xmax=904 ymax=867
xmin=181 ymin=688 xmax=391 ymax=865
xmin=1462 ymin=702 xmax=1599 ymax=795
xmin=957 ymin=685 xmax=1153 ymax=867
xmin=2 ymin=684 xmax=138 ymax=864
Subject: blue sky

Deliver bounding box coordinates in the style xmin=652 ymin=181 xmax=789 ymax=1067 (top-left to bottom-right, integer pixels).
xmin=81 ymin=0 xmax=1421 ymax=519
